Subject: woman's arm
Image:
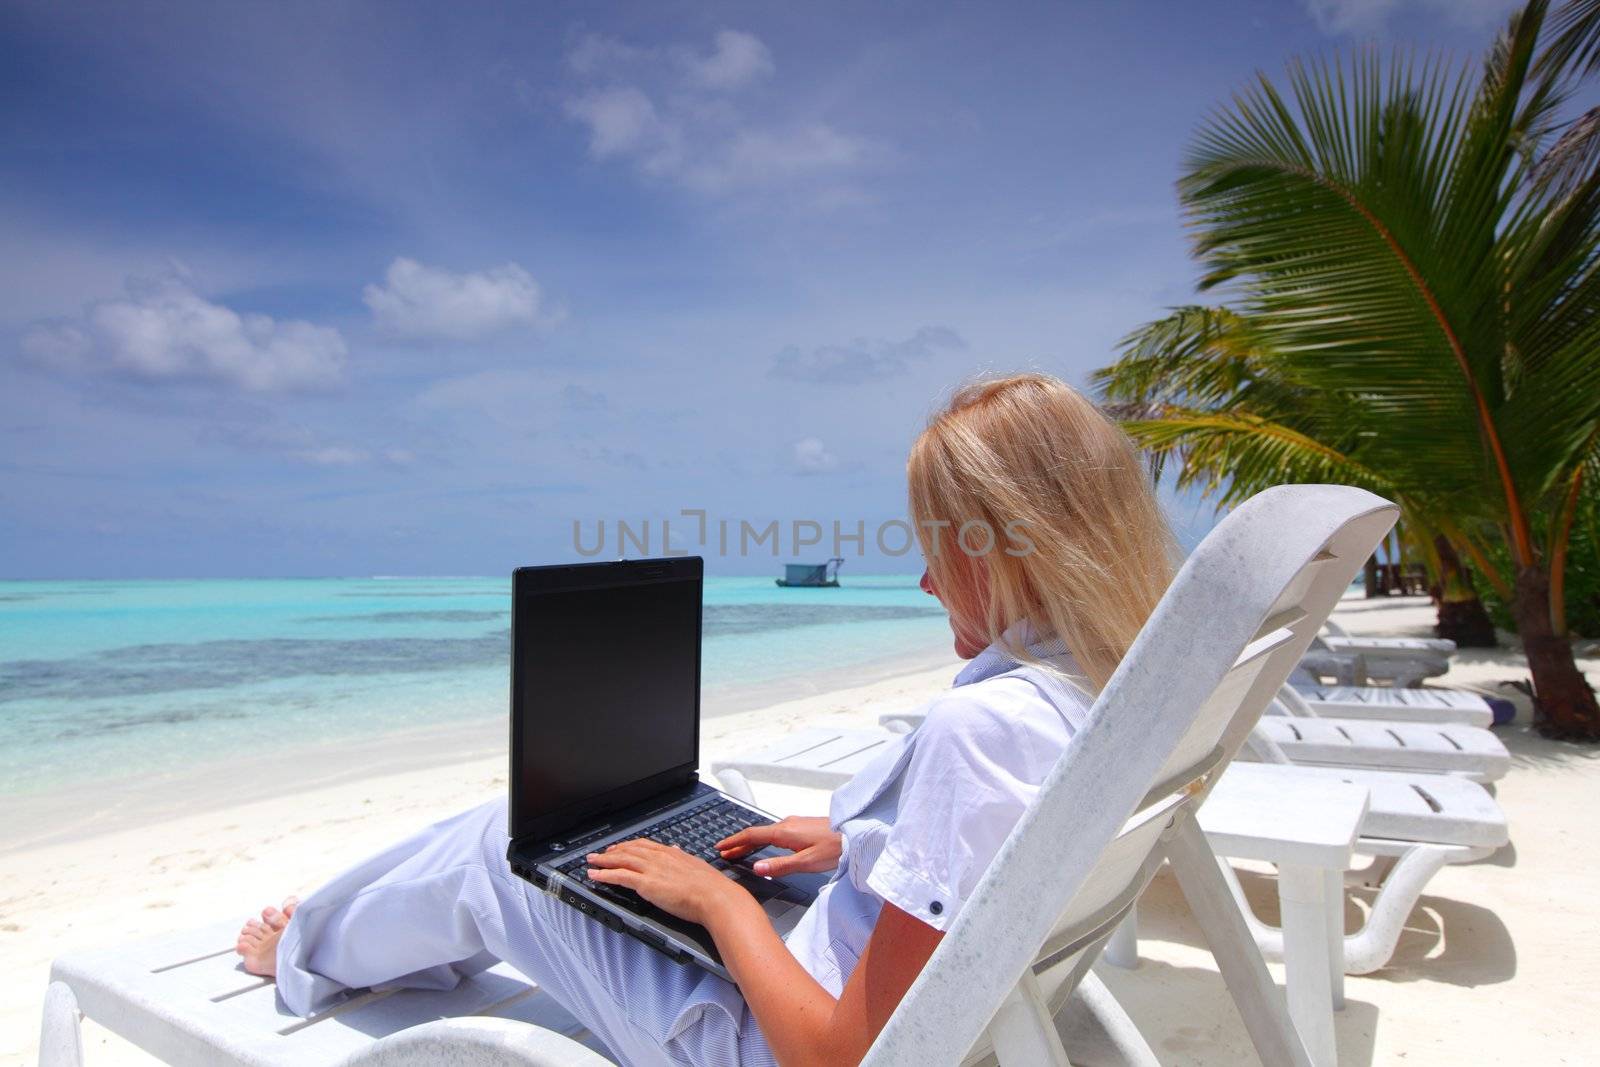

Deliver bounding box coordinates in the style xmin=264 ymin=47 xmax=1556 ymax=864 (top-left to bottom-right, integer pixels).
xmin=587 ymin=839 xmax=943 ymax=1066
xmin=708 ymin=893 xmax=943 ymax=1067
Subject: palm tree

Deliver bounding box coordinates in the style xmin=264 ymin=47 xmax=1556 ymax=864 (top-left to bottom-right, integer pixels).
xmin=1095 ymin=305 xmax=1500 ymax=647
xmin=1098 ymin=0 xmax=1600 ymax=738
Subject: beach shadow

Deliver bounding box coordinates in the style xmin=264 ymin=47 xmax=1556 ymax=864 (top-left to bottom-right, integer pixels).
xmin=1469 ymin=840 xmax=1518 ymax=869
xmin=1496 ymin=724 xmax=1600 ymax=774
xmin=1094 ymin=955 xmax=1381 ymax=1066
xmin=1133 ymin=865 xmax=1516 ymax=990
xmin=1448 ymin=646 xmax=1517 ymax=668
xmin=1442 ymin=631 xmax=1600 ymax=728
xmin=1360 ymin=891 xmax=1518 ymax=987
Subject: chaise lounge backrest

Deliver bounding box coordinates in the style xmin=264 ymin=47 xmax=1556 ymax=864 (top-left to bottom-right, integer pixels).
xmin=863 ymin=484 xmax=1397 ymax=1065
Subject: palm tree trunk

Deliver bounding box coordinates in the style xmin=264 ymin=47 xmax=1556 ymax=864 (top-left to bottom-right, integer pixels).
xmin=1513 ymin=563 xmax=1600 ymax=739
xmin=1433 ymin=535 xmax=1497 ymax=647
xmin=1364 ymin=555 xmax=1380 ymax=598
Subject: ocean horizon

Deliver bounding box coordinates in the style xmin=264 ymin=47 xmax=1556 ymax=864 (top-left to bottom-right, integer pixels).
xmin=0 ymin=574 xmax=953 ymax=800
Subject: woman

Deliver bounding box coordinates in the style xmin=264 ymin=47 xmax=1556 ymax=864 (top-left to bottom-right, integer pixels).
xmin=236 ymin=373 xmax=1177 ymax=1066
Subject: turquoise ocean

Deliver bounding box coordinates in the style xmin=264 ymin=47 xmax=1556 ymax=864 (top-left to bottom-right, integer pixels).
xmin=0 ymin=575 xmax=952 ymax=799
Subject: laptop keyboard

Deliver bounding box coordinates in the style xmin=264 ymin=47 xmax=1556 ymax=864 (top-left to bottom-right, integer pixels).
xmin=555 ymin=798 xmax=773 ymax=899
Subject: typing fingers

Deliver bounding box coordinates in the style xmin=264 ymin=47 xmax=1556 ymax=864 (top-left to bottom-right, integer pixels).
xmin=584 ymin=848 xmax=638 ymax=871
xmin=588 ymin=839 xmax=661 ymax=869
xmin=716 ymin=825 xmax=773 ymax=857
xmin=751 ymin=844 xmax=828 ymax=877
xmin=586 ymin=865 xmax=644 ymax=890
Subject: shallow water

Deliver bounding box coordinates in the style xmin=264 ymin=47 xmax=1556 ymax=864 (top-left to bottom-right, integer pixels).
xmin=0 ymin=575 xmax=949 ymax=796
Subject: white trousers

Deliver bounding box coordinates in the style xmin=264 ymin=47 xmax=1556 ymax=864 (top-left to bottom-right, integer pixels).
xmin=276 ymin=797 xmax=778 ymax=1067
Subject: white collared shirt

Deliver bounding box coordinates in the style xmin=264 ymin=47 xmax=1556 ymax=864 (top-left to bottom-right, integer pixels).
xmin=782 ymin=628 xmax=1091 ymax=995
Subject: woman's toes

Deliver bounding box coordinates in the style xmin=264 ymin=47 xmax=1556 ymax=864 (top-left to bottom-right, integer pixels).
xmin=234 ymin=898 xmax=295 ymax=977
xmin=236 ymin=911 xmax=283 ymax=978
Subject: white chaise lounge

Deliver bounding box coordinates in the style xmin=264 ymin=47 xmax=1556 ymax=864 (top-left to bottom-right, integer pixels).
xmin=44 ymin=485 xmax=1398 ymax=1067
xmin=876 ymin=700 xmax=1512 ymax=784
xmin=711 ymin=725 xmax=1509 ymax=978
xmin=1299 ymin=635 xmax=1450 ymax=687
xmin=1284 ymin=681 xmax=1497 ymax=727
xmin=41 ymin=934 xmax=612 ymax=1067
xmin=1247 ymin=712 xmax=1510 ymax=783
xmin=1208 ymin=761 xmax=1508 ymax=975
xmin=1320 ymin=618 xmax=1456 ymax=655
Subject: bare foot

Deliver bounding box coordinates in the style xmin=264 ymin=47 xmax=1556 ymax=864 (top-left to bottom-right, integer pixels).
xmin=236 ymin=896 xmax=299 ymax=978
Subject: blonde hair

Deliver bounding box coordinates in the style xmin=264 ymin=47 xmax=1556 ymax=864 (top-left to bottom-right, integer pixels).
xmin=908 ymin=373 xmax=1179 ymax=692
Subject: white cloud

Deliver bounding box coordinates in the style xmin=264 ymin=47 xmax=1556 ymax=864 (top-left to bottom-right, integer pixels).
xmin=681 ymin=30 xmax=774 ymax=90
xmin=200 ymin=421 xmax=415 ymax=468
xmin=19 ymin=275 xmax=346 ymax=392
xmin=573 ymin=442 xmax=649 ymax=471
xmin=771 ymin=325 xmax=967 ymax=385
xmin=294 ymin=445 xmax=370 ymax=467
xmin=19 ymin=322 xmax=93 ymax=367
xmin=560 ymin=29 xmax=875 ymax=196
xmin=566 ymin=29 xmax=773 ymax=90
xmin=564 ymin=87 xmax=663 ymax=158
xmin=561 ymin=383 xmax=607 ymax=410
xmin=413 ymin=367 xmax=535 ymax=412
xmin=792 ymin=436 xmax=839 ymax=475
xmin=566 ymin=33 xmax=644 ymax=77
xmin=363 ymin=258 xmax=546 ymax=342
xmin=291 ymin=445 xmax=412 ymax=467
xmin=716 ymin=123 xmax=868 ymax=184
xmin=413 ymin=368 xmax=583 ymax=435
xmin=1302 ymin=0 xmax=1518 ymax=34
xmin=1303 ymin=0 xmax=1394 ymax=31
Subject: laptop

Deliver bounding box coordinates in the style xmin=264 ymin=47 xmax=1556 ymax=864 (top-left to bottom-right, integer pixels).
xmin=505 ymin=555 xmax=824 ymax=980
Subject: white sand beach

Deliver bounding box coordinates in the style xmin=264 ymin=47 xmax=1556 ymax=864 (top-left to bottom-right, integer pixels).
xmin=3 ymin=594 xmax=1597 ymax=1065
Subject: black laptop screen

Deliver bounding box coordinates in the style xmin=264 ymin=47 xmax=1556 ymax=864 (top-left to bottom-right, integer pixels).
xmin=511 ymin=562 xmax=701 ymax=840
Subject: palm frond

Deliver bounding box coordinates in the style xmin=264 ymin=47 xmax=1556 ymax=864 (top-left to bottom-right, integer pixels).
xmin=1535 ymin=0 xmax=1600 ymax=81
xmin=1529 ymin=105 xmax=1600 ymax=197
xmin=1119 ymin=409 xmax=1399 ymax=507
xmin=1095 ymin=305 xmax=1269 ymax=408
xmin=1182 ymin=51 xmax=1494 ymax=415
xmin=1175 ymin=39 xmax=1581 ymax=548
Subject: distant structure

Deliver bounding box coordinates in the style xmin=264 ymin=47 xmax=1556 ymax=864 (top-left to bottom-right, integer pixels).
xmin=776 ymin=557 xmax=845 ymax=588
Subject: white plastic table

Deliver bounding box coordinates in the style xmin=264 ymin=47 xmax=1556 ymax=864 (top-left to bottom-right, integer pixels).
xmin=1197 ymin=770 xmax=1370 ymax=1067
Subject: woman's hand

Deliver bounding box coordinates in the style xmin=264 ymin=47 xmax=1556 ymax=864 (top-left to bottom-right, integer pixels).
xmin=585 ymin=839 xmax=744 ymax=926
xmin=716 ymin=816 xmax=842 ymax=877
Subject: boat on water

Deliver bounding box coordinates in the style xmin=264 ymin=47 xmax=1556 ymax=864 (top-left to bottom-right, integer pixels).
xmin=776 ymin=557 xmax=845 ymax=588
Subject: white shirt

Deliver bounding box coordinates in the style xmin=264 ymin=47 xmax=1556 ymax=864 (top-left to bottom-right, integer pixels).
xmin=783 ymin=627 xmax=1091 ymax=995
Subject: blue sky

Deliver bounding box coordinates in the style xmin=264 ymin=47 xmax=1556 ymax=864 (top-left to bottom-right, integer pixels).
xmin=0 ymin=0 xmax=1520 ymax=577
